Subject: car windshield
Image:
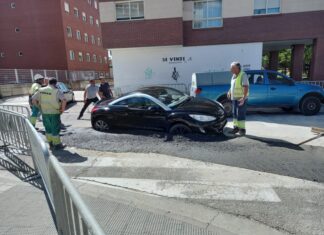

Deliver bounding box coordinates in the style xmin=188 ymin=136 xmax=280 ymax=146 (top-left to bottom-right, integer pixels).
xmin=139 ymin=87 xmax=189 ymax=108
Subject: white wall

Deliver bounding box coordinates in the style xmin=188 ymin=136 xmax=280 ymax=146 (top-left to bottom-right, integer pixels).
xmin=111 ymin=43 xmax=263 ymax=91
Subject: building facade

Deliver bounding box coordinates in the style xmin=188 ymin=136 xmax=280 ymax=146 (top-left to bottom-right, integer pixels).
xmin=0 ymin=0 xmax=109 ymax=91
xmin=99 ymin=0 xmax=324 ymax=90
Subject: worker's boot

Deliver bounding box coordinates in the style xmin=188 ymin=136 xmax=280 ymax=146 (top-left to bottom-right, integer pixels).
xmin=239 ymin=129 xmax=246 ymax=136
xmin=229 ymin=127 xmax=239 ymax=134
xmin=54 ymin=143 xmax=66 ymax=150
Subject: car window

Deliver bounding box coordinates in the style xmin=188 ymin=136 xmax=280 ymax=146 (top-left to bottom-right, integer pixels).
xmin=140 ymin=87 xmax=187 ymax=107
xmin=115 ymin=97 xmax=156 ymax=109
xmin=248 ymin=73 xmax=264 ymax=85
xmin=267 ymin=72 xmax=291 ymax=85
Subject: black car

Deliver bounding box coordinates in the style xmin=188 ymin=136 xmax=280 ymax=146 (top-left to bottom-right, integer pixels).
xmin=91 ymin=86 xmax=227 ymax=135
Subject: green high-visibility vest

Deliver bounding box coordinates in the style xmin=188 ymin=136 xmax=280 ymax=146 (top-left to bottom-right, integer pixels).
xmin=233 ymin=71 xmax=249 ymax=99
xmin=39 ymin=86 xmax=60 ymax=114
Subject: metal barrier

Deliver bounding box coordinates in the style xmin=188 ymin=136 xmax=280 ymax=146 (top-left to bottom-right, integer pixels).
xmin=0 ymin=108 xmax=106 ymax=235
xmin=0 ymin=104 xmax=31 ymax=118
xmin=0 ymin=108 xmax=31 ymax=152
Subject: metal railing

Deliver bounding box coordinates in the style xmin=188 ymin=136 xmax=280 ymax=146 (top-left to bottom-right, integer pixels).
xmin=0 ymin=109 xmax=31 ymax=152
xmin=0 ymin=104 xmax=30 ymax=118
xmin=298 ymin=80 xmax=324 ymax=89
xmin=0 ymin=108 xmax=106 ymax=235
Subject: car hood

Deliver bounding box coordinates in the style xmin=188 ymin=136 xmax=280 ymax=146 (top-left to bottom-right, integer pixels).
xmin=174 ymin=97 xmax=224 ymax=115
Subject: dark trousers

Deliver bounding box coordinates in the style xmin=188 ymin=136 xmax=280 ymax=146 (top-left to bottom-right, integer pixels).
xmin=79 ymin=97 xmax=99 ymax=118
xmin=232 ymin=99 xmax=248 ymax=129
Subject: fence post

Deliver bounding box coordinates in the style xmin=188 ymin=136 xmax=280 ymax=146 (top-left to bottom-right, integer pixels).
xmin=44 ymin=70 xmax=47 ymax=78
xmin=55 ymin=70 xmax=59 ymax=81
xmin=30 ymin=69 xmax=34 ymax=82
xmin=15 ymin=69 xmax=19 ymax=83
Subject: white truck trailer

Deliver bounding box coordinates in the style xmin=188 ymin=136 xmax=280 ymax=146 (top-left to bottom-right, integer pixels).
xmin=110 ymin=42 xmax=263 ymax=94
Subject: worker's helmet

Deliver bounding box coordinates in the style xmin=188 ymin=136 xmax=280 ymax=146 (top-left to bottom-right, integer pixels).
xmin=34 ymin=74 xmax=44 ymax=81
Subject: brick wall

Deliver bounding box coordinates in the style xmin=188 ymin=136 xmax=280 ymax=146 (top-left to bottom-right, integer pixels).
xmin=101 ymin=18 xmax=183 ymax=48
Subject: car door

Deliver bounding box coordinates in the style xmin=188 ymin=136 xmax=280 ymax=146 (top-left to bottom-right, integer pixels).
xmin=266 ymin=71 xmax=298 ymax=106
xmin=246 ymin=71 xmax=268 ymax=106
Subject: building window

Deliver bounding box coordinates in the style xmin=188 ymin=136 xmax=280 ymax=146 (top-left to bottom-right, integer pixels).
xmin=66 ymin=26 xmax=72 ymax=37
xmin=97 ymin=37 xmax=101 ymax=46
xmin=254 ymin=0 xmax=280 ymax=15
xmin=15 ymin=27 xmax=20 ymax=32
xmin=82 ymin=12 xmax=86 ymax=22
xmin=64 ymin=2 xmax=70 ymax=13
xmin=95 ymin=19 xmax=99 ymax=27
xmin=78 ymin=52 xmax=83 ymax=62
xmin=99 ymin=56 xmax=102 ymax=64
xmin=73 ymin=7 xmax=79 ymax=17
xmin=69 ymin=50 xmax=75 ymax=60
xmin=89 ymin=16 xmax=94 ymax=25
xmin=76 ymin=30 xmax=81 ymax=40
xmin=91 ymin=35 xmax=95 ymax=44
xmin=84 ymin=33 xmax=88 ymax=42
xmin=10 ymin=2 xmax=16 ymax=8
xmin=18 ymin=51 xmax=23 ymax=56
xmin=88 ymin=0 xmax=92 ymax=5
xmin=94 ymin=0 xmax=98 ymax=9
xmin=116 ymin=1 xmax=144 ymax=21
xmin=193 ymin=0 xmax=222 ymax=29
xmin=93 ymin=54 xmax=97 ymax=63
xmin=86 ymin=53 xmax=91 ymax=62
xmin=0 ymin=52 xmax=5 ymax=58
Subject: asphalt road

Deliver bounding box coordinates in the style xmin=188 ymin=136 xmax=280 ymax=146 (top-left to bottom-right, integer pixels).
xmin=61 ymin=125 xmax=324 ymax=183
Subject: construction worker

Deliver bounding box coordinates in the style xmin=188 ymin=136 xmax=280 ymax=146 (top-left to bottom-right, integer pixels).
xmin=227 ymin=62 xmax=249 ymax=136
xmin=32 ymin=78 xmax=67 ymax=149
xmin=29 ymin=74 xmax=44 ymax=127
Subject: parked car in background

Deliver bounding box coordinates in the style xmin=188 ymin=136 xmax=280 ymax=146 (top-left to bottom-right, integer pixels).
xmin=91 ymin=86 xmax=227 ymax=135
xmin=57 ymin=82 xmax=75 ymax=103
xmin=191 ymin=70 xmax=324 ymax=116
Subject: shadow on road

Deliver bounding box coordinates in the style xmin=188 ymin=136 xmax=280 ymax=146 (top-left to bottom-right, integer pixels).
xmin=51 ymin=149 xmax=88 ymax=163
xmin=244 ymin=134 xmax=304 ymax=151
xmin=0 ymin=147 xmax=43 ymax=189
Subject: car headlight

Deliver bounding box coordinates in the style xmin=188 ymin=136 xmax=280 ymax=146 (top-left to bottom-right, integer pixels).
xmin=189 ymin=114 xmax=216 ymax=122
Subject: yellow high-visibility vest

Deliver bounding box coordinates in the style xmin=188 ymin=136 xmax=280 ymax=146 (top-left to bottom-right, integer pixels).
xmin=233 ymin=71 xmax=249 ymax=99
xmin=29 ymin=83 xmax=41 ymax=96
xmin=39 ymin=86 xmax=60 ymax=114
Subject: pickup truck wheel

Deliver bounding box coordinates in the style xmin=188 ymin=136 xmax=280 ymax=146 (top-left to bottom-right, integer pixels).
xmin=220 ymin=99 xmax=232 ymax=117
xmin=300 ymin=96 xmax=321 ymax=116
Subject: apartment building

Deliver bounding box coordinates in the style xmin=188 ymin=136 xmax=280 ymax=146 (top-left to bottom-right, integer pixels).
xmin=0 ymin=0 xmax=109 ymax=92
xmin=99 ymin=0 xmax=324 ymax=90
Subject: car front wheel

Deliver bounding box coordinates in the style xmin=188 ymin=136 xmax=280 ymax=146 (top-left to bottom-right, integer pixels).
xmin=300 ymin=96 xmax=321 ymax=116
xmin=93 ymin=118 xmax=110 ymax=132
xmin=169 ymin=123 xmax=192 ymax=135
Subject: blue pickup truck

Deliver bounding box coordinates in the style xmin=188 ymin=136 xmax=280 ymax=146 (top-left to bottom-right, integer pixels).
xmin=190 ymin=70 xmax=324 ymax=116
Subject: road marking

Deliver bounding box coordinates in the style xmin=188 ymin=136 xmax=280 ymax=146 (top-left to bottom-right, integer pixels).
xmin=75 ymin=177 xmax=281 ymax=202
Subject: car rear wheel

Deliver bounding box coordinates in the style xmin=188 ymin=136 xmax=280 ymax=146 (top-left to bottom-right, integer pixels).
xmin=169 ymin=123 xmax=192 ymax=135
xmin=220 ymin=98 xmax=232 ymax=117
xmin=93 ymin=118 xmax=110 ymax=132
xmin=300 ymin=96 xmax=321 ymax=116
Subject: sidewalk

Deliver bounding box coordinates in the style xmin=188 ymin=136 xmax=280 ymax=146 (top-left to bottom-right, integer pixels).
xmin=0 ymin=164 xmax=56 ymax=235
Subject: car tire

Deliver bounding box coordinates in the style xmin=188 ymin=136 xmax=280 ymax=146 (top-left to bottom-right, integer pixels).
xmin=93 ymin=117 xmax=110 ymax=132
xmin=169 ymin=123 xmax=192 ymax=135
xmin=220 ymin=98 xmax=232 ymax=117
xmin=299 ymin=96 xmax=321 ymax=116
